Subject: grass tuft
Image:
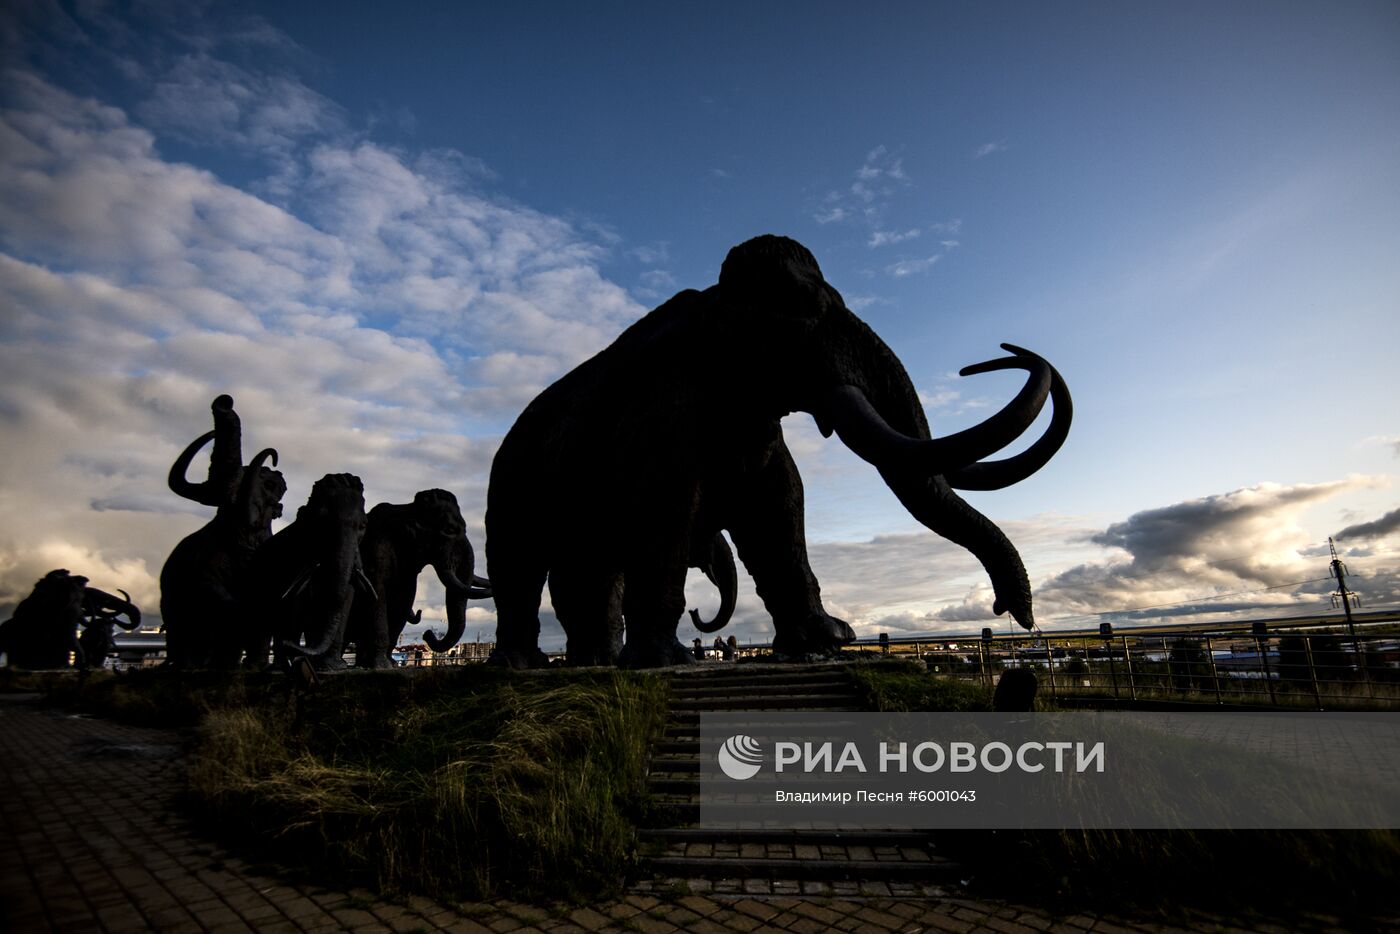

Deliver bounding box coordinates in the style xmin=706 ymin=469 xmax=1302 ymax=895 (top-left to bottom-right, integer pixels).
xmin=846 ymin=661 xmax=994 ymax=711
xmin=184 ymin=667 xmax=666 ymax=902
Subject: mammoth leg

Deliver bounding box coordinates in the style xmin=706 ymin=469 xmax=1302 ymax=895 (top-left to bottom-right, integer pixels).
xmin=614 ymin=484 xmax=701 ymax=668
xmin=548 ymin=567 xmax=624 ymax=667
xmin=485 ymin=533 xmax=551 ymax=669
xmin=725 ymin=441 xmax=855 ymax=658
xmin=617 ymin=562 xmax=692 ymax=669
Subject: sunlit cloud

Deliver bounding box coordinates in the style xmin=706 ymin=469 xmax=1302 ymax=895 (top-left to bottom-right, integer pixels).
xmin=0 ymin=12 xmax=643 ymax=631
xmin=1029 ymin=479 xmax=1396 ymax=626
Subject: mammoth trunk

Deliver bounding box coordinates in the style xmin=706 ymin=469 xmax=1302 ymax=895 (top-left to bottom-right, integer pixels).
xmin=689 ymin=532 xmax=738 ymax=633
xmin=294 ymin=553 xmax=367 ymax=662
xmin=424 ymin=555 xmax=471 ymax=652
xmin=881 ymin=468 xmax=1036 ymax=630
xmin=168 ymin=395 xmax=246 ymax=506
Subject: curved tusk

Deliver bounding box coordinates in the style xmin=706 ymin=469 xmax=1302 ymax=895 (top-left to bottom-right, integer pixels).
xmin=235 ymin=447 xmax=280 ymax=512
xmin=281 ymin=563 xmax=320 ymax=601
xmin=354 ymin=567 xmax=378 ymax=602
xmin=817 ymin=346 xmax=1051 ymax=477
xmin=467 ymin=574 xmax=492 ymax=600
xmin=435 ymin=558 xmax=472 ymax=594
xmin=168 ymin=430 xmax=220 ymax=505
xmin=945 ymin=344 xmax=1072 ymax=491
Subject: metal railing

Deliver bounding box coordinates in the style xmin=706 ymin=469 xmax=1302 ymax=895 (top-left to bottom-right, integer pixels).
xmin=94 ymin=613 xmax=1400 ymax=710
xmin=831 ymin=618 xmax=1400 ymax=710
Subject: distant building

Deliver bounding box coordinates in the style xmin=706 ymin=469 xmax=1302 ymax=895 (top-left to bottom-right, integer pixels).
xmin=394 ymin=639 xmax=495 ymax=667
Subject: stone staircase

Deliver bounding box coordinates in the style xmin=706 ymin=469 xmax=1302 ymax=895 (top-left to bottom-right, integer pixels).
xmin=634 ymin=662 xmax=962 ymax=895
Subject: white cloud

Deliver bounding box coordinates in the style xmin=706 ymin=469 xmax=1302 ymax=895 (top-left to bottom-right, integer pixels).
xmin=973 ymin=141 xmax=1008 ymax=159
xmin=635 ymin=268 xmax=678 ymax=300
xmin=0 ymin=46 xmax=644 ymax=629
xmin=916 ymin=387 xmax=961 ymax=410
xmin=629 ymin=242 xmax=670 ymax=265
xmin=868 ymin=228 xmax=921 ymax=248
xmin=138 ymin=53 xmax=346 ymax=153
xmin=1031 ymin=479 xmax=1394 ymax=625
xmin=1360 ymin=434 xmax=1400 ymax=458
xmin=812 ymin=145 xmax=911 ymax=228
xmin=886 ymin=254 xmax=942 ymax=277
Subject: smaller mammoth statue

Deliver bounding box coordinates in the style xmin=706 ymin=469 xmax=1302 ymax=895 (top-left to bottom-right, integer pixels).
xmin=78 ymin=587 xmax=142 ymax=669
xmin=160 ymin=394 xmax=285 ymax=668
xmin=0 ymin=570 xmax=140 ymax=669
xmin=552 ymin=530 xmax=737 ymax=667
xmin=246 ymin=473 xmax=375 ymax=671
xmin=688 ymin=531 xmax=738 ymax=634
xmin=347 ymin=489 xmax=490 ymax=668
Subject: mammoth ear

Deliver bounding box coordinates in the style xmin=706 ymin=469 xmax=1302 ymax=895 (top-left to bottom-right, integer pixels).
xmin=717 ymin=235 xmax=836 ymax=319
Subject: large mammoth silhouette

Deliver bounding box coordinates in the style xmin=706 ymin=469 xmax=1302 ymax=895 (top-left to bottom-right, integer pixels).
xmin=247 ymin=473 xmax=373 ymax=671
xmin=0 ymin=570 xmax=140 ymax=669
xmin=160 ymin=395 xmax=285 ymax=668
xmin=347 ymin=489 xmax=490 ymax=668
xmin=485 ymin=235 xmax=1070 ymax=669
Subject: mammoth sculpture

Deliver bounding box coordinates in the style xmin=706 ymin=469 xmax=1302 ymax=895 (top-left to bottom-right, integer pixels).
xmin=347 ymin=488 xmax=490 ymax=668
xmin=559 ymin=530 xmax=738 ymax=666
xmin=160 ymin=395 xmax=285 ymax=668
xmin=485 ymin=235 xmax=1070 ymax=669
xmin=78 ymin=587 xmax=142 ymax=669
xmin=0 ymin=570 xmax=140 ymax=669
xmin=247 ymin=473 xmax=374 ymax=671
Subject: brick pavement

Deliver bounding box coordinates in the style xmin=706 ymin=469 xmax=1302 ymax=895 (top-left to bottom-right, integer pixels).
xmin=0 ymin=693 xmax=1384 ymax=933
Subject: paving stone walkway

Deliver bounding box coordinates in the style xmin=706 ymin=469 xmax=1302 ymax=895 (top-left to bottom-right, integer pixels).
xmin=0 ymin=693 xmax=1387 ymax=933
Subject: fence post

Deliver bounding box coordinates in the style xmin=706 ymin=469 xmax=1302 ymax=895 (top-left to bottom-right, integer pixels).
xmin=1121 ymin=634 xmax=1136 ymax=701
xmin=1253 ymin=621 xmax=1276 ymax=706
xmin=1204 ymin=636 xmax=1223 ymax=705
xmin=1100 ymin=623 xmax=1119 ymax=701
xmin=1045 ymin=640 xmax=1058 ymax=700
xmin=980 ymin=628 xmax=994 ymax=692
xmin=1302 ymin=635 xmax=1324 ymax=709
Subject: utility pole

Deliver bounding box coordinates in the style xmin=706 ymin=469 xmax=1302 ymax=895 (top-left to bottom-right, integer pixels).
xmin=1329 ymin=537 xmax=1365 ymax=677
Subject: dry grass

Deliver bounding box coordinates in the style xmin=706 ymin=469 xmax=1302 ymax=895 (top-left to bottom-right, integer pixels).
xmin=184 ymin=667 xmax=667 ymax=902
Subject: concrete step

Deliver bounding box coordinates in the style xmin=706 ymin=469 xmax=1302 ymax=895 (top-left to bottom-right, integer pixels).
xmin=668 ymin=674 xmax=854 ymax=694
xmin=670 ymin=693 xmax=859 ymax=711
xmin=646 ymin=777 xmax=701 ymax=795
xmin=655 ymin=740 xmax=700 ymax=755
xmin=668 ymin=683 xmax=854 ymax=701
xmin=662 ymin=712 xmax=864 ymax=736
xmin=638 ymin=855 xmax=961 ymax=882
xmin=637 ymin=828 xmax=934 ymax=847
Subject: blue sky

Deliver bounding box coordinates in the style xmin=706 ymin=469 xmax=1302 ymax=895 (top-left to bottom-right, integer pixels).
xmin=2 ymin=1 xmax=1398 ymax=649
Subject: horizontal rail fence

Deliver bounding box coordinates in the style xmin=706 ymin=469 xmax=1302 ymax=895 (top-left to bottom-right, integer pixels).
xmin=97 ymin=612 xmax=1400 ymax=708
xmin=830 ymin=617 xmax=1400 ymax=710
